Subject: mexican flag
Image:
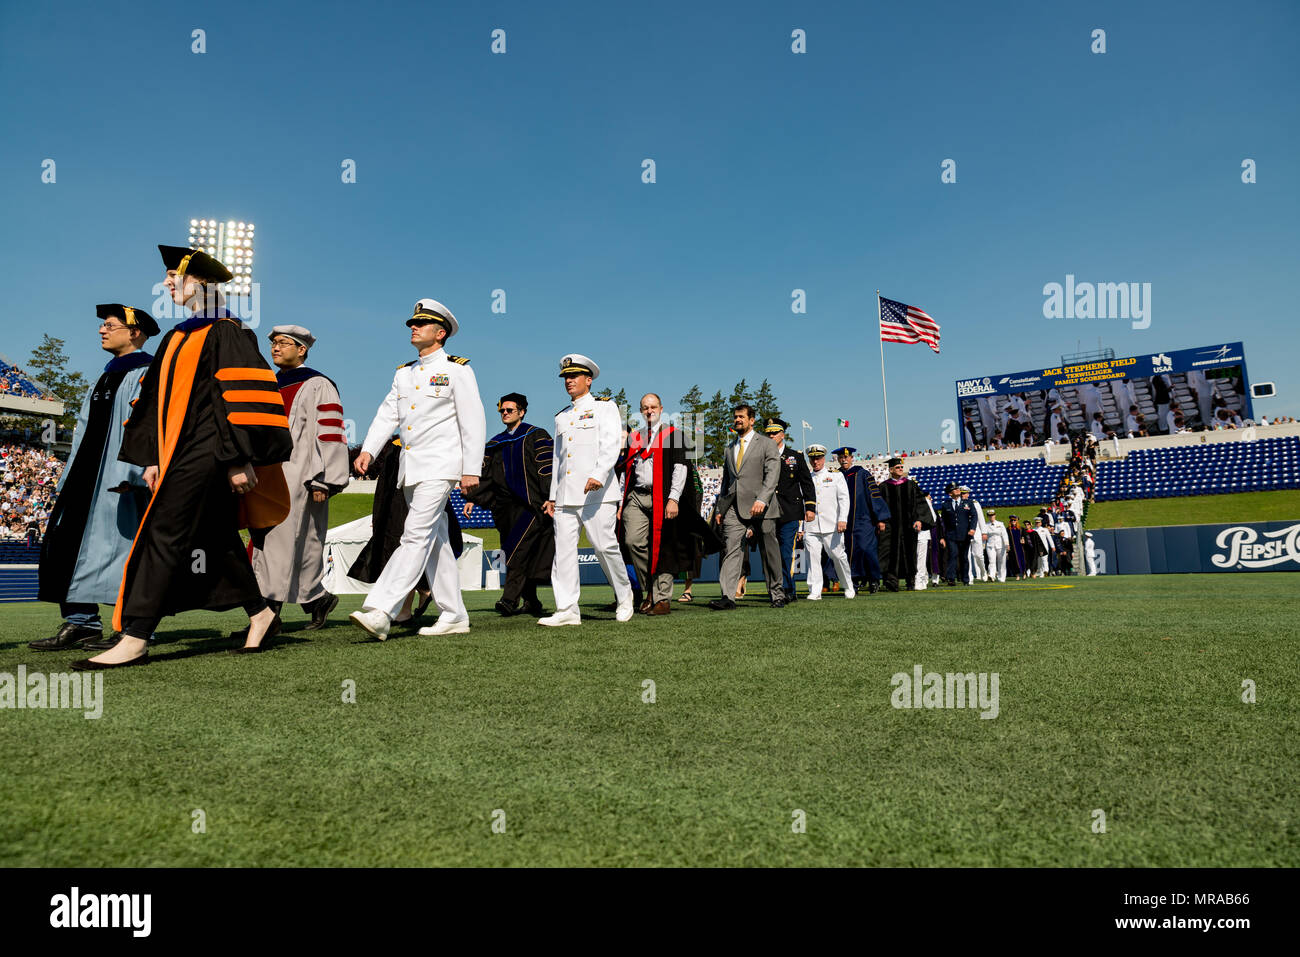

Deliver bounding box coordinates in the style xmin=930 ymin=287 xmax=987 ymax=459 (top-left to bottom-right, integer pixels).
xmin=836 ymin=418 xmax=850 ymax=428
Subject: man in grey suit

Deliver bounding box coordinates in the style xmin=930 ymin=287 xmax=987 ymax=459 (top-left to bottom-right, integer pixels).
xmin=709 ymin=403 xmax=786 ymax=610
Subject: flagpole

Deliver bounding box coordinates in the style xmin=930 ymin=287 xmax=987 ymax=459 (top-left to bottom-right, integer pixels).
xmin=878 ymin=290 xmax=892 ymax=454
xmin=802 ymin=421 xmax=807 ymax=452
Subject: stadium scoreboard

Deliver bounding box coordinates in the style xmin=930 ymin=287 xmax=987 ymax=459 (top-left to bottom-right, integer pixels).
xmin=954 ymin=342 xmax=1253 ymax=448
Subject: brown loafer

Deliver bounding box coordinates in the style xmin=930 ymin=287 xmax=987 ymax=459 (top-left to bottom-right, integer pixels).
xmin=647 ymin=600 xmax=672 ymax=616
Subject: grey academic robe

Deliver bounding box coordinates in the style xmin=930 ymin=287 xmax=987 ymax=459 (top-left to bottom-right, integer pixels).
xmin=250 ymin=370 xmax=350 ymax=603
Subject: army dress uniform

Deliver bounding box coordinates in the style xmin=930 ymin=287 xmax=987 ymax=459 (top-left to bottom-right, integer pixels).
xmin=763 ymin=418 xmax=816 ymax=602
xmin=355 ymin=300 xmax=487 ymax=631
xmin=546 ymin=354 xmax=633 ymax=622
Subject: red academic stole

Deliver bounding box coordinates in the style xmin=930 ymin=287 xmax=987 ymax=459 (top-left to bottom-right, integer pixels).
xmin=626 ymin=425 xmax=676 ymax=573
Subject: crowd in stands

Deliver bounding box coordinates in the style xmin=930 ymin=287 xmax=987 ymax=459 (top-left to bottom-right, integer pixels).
xmin=0 ymin=357 xmax=56 ymax=401
xmin=1 ymin=440 xmax=63 ymax=540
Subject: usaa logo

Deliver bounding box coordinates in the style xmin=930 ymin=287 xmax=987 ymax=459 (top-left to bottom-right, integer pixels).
xmin=957 ymin=377 xmax=996 ymax=396
xmin=1152 ymin=353 xmax=1173 ymax=374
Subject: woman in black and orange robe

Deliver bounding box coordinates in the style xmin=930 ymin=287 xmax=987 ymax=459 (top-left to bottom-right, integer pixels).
xmin=73 ymin=246 xmax=292 ymax=669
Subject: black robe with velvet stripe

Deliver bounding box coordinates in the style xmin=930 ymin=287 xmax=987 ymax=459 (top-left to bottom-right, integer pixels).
xmin=113 ymin=313 xmax=292 ymax=629
xmin=463 ymin=423 xmax=554 ymax=583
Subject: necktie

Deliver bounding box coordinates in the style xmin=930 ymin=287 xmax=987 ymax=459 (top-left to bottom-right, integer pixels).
xmin=735 ymin=437 xmax=745 ymax=470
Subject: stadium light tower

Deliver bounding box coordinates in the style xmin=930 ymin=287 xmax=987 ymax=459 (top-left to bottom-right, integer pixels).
xmin=186 ymin=217 xmax=255 ymax=296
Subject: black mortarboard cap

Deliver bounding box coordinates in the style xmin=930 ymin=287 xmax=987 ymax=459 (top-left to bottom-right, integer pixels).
xmin=96 ymin=303 xmax=160 ymax=337
xmin=158 ymin=244 xmax=233 ymax=284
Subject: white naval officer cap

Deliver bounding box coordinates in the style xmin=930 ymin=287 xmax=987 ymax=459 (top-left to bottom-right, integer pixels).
xmin=407 ymin=298 xmax=459 ymax=337
xmin=805 ymin=444 xmax=827 ymax=457
xmin=268 ymin=324 xmax=316 ymax=349
xmin=558 ymin=353 xmax=599 ymax=379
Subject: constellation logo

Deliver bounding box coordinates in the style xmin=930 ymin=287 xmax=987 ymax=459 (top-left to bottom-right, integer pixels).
xmin=1211 ymin=524 xmax=1300 ymax=569
xmin=49 ymin=888 xmax=151 ymax=937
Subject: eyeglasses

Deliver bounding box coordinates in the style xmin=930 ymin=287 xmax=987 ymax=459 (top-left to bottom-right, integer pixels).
xmin=99 ymin=322 xmax=128 ymax=332
xmin=269 ymin=338 xmax=299 ymax=348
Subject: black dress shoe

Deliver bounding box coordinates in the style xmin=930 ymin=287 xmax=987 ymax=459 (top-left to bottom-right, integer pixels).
xmin=81 ymin=633 xmax=124 ymax=651
xmin=28 ymin=622 xmax=101 ymax=651
xmin=708 ymin=598 xmax=737 ymax=610
xmin=230 ymin=615 xmax=281 ymax=654
xmin=521 ymin=599 xmax=546 ymax=617
xmin=303 ymin=592 xmax=339 ymax=630
xmin=770 ymin=599 xmax=786 ymax=609
xmin=70 ymin=652 xmax=149 ymax=671
xmin=869 ymin=582 xmax=881 ymax=595
xmin=495 ymin=599 xmax=523 ymax=616
xmin=412 ymin=592 xmax=434 ymax=619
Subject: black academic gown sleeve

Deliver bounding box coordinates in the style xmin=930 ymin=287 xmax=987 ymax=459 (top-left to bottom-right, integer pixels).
xmin=209 ymin=319 xmax=293 ymax=467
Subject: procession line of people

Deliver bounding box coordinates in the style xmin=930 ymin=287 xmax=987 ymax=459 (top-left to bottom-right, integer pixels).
xmin=30 ymin=243 xmax=1098 ymax=670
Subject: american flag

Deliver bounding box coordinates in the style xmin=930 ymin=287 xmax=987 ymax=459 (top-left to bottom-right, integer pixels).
xmin=879 ymin=296 xmax=941 ymax=354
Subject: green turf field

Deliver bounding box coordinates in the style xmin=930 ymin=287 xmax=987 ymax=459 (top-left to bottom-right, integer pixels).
xmin=2 ymin=573 xmax=1296 ymax=867
xmin=1083 ymin=490 xmax=1300 ymax=529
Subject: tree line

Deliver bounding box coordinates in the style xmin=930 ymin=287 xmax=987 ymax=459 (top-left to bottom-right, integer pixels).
xmin=596 ymin=379 xmax=783 ymax=466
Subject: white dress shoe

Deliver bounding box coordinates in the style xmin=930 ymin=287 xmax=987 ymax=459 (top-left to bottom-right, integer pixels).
xmin=806 ymin=594 xmax=822 ymax=601
xmin=350 ymin=608 xmax=391 ymax=640
xmin=419 ymin=617 xmax=470 ymax=636
xmin=844 ymin=590 xmax=857 ymax=600
xmin=538 ymin=608 xmax=582 ymax=627
xmin=614 ymin=600 xmax=634 ymax=622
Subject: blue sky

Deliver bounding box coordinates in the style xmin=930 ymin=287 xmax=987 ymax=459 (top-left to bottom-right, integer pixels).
xmin=2 ymin=0 xmax=1297 ymax=452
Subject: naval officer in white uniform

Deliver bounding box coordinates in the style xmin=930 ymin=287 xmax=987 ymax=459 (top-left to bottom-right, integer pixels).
xmin=539 ymin=354 xmax=634 ymax=626
xmin=802 ymin=445 xmax=855 ymax=601
xmin=349 ymin=299 xmax=487 ymax=639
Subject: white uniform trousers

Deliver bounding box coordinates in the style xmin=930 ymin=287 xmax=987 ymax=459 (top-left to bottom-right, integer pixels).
xmin=969 ymin=538 xmax=988 ymax=582
xmin=805 ymin=530 xmax=854 ymax=599
xmin=363 ymin=478 xmax=465 ymax=621
xmin=1086 ymin=548 xmax=1098 ymax=576
xmin=1035 ymin=554 xmax=1049 ymax=577
xmin=985 ymin=541 xmax=1007 ymax=582
xmin=913 ymin=531 xmax=930 ymax=590
xmin=552 ymin=500 xmax=632 ymax=615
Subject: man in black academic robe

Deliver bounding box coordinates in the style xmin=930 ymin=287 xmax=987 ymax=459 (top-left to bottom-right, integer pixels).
xmin=877 ymin=457 xmax=930 ymax=591
xmin=462 ymin=392 xmax=554 ymax=616
xmin=1006 ymin=516 xmax=1028 ymax=580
